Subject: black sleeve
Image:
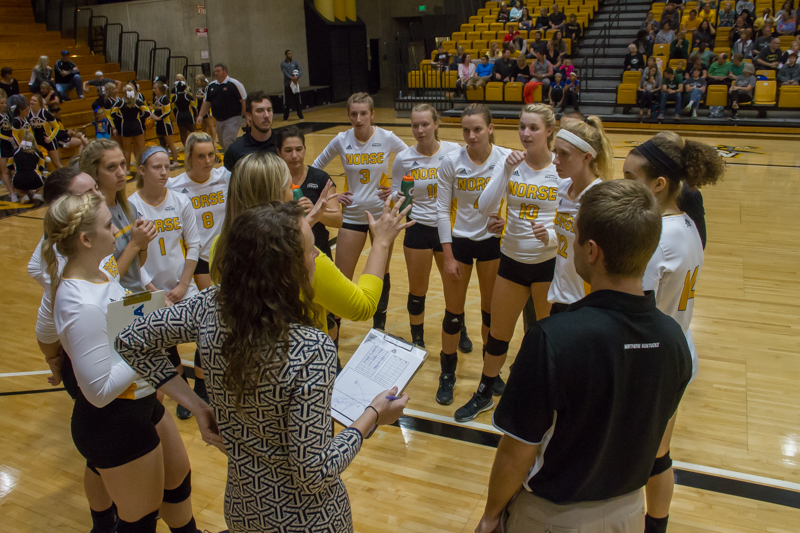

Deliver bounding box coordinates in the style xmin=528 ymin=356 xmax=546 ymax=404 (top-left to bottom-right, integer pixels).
xmin=492 ymin=326 xmax=557 ymax=444
xmin=223 ymin=144 xmax=238 ymax=172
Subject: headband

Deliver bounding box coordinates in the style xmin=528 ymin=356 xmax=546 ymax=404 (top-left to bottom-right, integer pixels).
xmin=556 ymin=129 xmax=597 ymax=157
xmin=140 ymin=146 xmax=169 ymax=165
xmin=636 ymin=139 xmax=683 ymax=182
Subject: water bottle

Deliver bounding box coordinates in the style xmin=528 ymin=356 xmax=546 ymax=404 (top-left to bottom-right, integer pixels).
xmin=399 ymin=175 xmax=414 ymax=214
xmin=292 ymin=184 xmax=303 ymax=201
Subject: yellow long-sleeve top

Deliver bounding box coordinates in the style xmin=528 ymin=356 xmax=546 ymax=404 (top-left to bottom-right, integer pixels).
xmin=209 ymin=236 xmax=382 ymax=333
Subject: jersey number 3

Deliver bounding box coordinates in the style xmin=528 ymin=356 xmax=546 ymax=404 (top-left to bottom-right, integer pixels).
xmin=678 ymin=267 xmax=698 ymax=311
xmin=359 ymin=169 xmax=370 ymax=184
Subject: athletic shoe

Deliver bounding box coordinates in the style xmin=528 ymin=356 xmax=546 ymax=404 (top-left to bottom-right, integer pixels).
xmin=731 ymin=114 xmax=739 ymax=120
xmin=657 ymin=113 xmax=664 ymax=120
xmin=458 ymin=325 xmax=473 ymax=353
xmin=436 ymin=373 xmax=456 ymax=405
xmin=170 ymin=161 xmax=179 ymax=169
xmin=454 ymin=393 xmax=494 ymax=422
xmin=692 ymin=109 xmax=697 ymax=118
xmin=176 ymin=403 xmax=193 ymax=420
xmin=79 ymin=95 xmax=85 ymax=100
xmin=373 ymin=311 xmax=386 ymax=330
xmin=412 ymin=334 xmax=425 ymax=348
xmin=732 ymin=101 xmax=739 ymax=110
xmin=283 ymin=115 xmax=290 ymax=121
xmin=492 ymin=374 xmax=505 ymax=396
xmin=684 ymin=102 xmax=693 ymax=110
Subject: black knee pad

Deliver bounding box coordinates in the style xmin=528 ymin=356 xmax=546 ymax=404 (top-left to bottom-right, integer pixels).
xmin=485 ymin=334 xmax=509 ymax=357
xmin=117 ymin=510 xmax=158 ymax=533
xmin=163 ymin=470 xmax=192 ymax=504
xmin=481 ymin=310 xmax=491 ymax=328
xmin=407 ymin=293 xmax=426 ymax=316
xmin=442 ymin=310 xmax=464 ymax=335
xmin=193 ymin=348 xmax=202 ymax=369
xmin=377 ymin=273 xmax=391 ymax=312
xmin=326 ymin=313 xmax=337 ymax=331
xmin=650 ymin=451 xmax=672 ymax=477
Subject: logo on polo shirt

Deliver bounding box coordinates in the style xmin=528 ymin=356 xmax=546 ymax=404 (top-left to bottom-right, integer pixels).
xmin=458 ymin=168 xmax=468 ymax=175
xmin=488 ymin=165 xmax=495 ymax=171
xmin=165 ymin=205 xmax=175 ymax=211
xmin=546 ymin=175 xmax=559 ymax=181
xmin=624 ymin=342 xmax=660 ymax=349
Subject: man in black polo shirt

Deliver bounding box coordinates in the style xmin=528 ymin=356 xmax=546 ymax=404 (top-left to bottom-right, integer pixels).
xmin=493 ymin=49 xmax=514 ymax=82
xmin=476 ymin=180 xmax=692 ymax=533
xmin=196 ymin=62 xmax=247 ymax=151
xmin=223 ymin=91 xmax=277 ymax=171
xmin=54 ymin=50 xmax=84 ymax=101
xmin=756 ymin=37 xmax=782 ymax=71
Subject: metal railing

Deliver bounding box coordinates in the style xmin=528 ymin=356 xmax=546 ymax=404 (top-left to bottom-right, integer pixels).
xmin=137 ymin=40 xmax=156 ymax=81
xmin=150 ymin=48 xmax=171 ymax=81
xmin=168 ymin=56 xmax=189 ymax=85
xmin=105 ymin=23 xmax=123 ymax=64
xmin=578 ymin=0 xmax=622 ymax=87
xmin=119 ymin=31 xmax=139 ymax=73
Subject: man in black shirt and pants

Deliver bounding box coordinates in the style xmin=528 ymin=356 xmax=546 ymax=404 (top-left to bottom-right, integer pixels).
xmin=196 ymin=63 xmax=247 ymax=151
xmin=476 ymin=180 xmax=692 ymax=533
xmin=54 ymin=50 xmax=84 ymax=101
xmin=223 ymin=91 xmax=277 ymax=171
xmin=280 ymin=50 xmax=304 ymax=121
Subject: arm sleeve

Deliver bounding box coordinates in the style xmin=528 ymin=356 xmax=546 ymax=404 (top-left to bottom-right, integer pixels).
xmin=232 ymin=78 xmax=247 ymax=100
xmin=35 ymin=291 xmax=59 ymax=344
xmin=388 ymin=131 xmax=409 ymax=154
xmin=181 ymin=199 xmax=201 ymax=262
xmin=28 ymin=238 xmax=48 ymax=289
xmin=436 ymin=156 xmax=456 ymax=244
xmin=288 ymin=334 xmax=363 ymax=494
xmin=64 ymin=304 xmax=141 ymax=407
xmin=311 ymin=253 xmax=383 ymax=322
xmin=478 ymin=158 xmax=510 ymax=216
xmin=311 ymin=135 xmax=342 ymax=170
xmin=390 ymin=153 xmax=405 ymax=203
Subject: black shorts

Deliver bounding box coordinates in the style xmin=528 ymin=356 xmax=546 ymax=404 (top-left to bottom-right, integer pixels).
xmin=72 ymin=392 xmax=165 ymax=470
xmin=13 ymin=171 xmax=44 ymax=191
xmin=0 ymin=139 xmax=13 ymax=158
xmin=498 ymin=254 xmax=556 ymax=287
xmin=451 ymin=236 xmax=501 ymax=265
xmin=194 ymin=258 xmax=210 ymax=275
xmin=156 ymin=120 xmax=174 ymax=137
xmin=341 ymin=222 xmax=370 ymax=233
xmin=404 ymin=222 xmax=442 ymax=252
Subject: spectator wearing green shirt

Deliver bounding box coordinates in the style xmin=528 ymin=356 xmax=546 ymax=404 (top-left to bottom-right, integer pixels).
xmin=729 ymin=53 xmax=746 ymax=77
xmin=670 ymin=31 xmax=690 ymax=60
xmin=707 ymin=53 xmax=732 ymax=85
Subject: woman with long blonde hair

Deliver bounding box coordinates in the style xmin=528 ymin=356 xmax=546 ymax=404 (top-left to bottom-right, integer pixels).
xmin=28 ymin=55 xmax=53 ymax=94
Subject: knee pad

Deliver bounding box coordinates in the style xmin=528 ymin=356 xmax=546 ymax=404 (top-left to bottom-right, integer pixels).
xmin=327 ymin=313 xmax=337 ymax=332
xmin=650 ymin=451 xmax=672 ymax=478
xmin=407 ymin=293 xmax=426 ymax=316
xmin=193 ymin=349 xmax=202 ymax=369
xmin=442 ymin=310 xmax=464 ymax=335
xmin=481 ymin=310 xmax=491 ymax=328
xmin=117 ymin=510 xmax=158 ymax=533
xmin=163 ymin=470 xmax=192 ymax=504
xmin=485 ymin=334 xmax=509 ymax=357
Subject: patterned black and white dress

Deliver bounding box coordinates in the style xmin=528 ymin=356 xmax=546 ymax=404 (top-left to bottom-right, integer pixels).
xmin=115 ymin=287 xmax=363 ymax=533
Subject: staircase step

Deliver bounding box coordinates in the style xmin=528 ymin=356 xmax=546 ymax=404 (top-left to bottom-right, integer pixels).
xmin=580 ymin=92 xmax=618 ymax=102
xmin=594 ymin=12 xmax=649 ymax=20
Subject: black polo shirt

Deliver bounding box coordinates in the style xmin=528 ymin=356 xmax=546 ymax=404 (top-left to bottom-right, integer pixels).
xmin=223 ymin=130 xmax=277 ymax=171
xmin=493 ymin=290 xmax=691 ymax=504
xmin=205 ymin=76 xmax=247 ymax=121
xmin=54 ymin=60 xmax=77 ymax=84
xmin=302 ymin=166 xmax=333 ymax=250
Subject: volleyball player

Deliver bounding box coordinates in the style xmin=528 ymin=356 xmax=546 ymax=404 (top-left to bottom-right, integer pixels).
xmin=41 ymin=194 xmax=204 ymax=533
xmin=456 ymin=104 xmax=561 ymax=422
xmin=151 ymin=82 xmax=179 ymax=169
xmin=389 ymin=103 xmax=460 ymax=348
xmin=0 ymin=89 xmax=18 ymax=202
xmin=623 ymin=132 xmax=725 ymax=533
xmin=435 ymin=104 xmax=511 ymax=412
xmin=312 ymin=92 xmax=407 ymax=331
xmin=115 ymin=83 xmax=150 ymax=173
xmin=545 ymin=117 xmax=614 ymax=313
xmin=172 ymin=79 xmax=197 ymax=147
xmin=194 ymin=75 xmax=216 ymax=146
xmin=168 ymin=132 xmax=229 ymax=415
xmin=25 ymin=93 xmax=63 ymax=168
xmin=103 ymin=82 xmax=122 ymax=146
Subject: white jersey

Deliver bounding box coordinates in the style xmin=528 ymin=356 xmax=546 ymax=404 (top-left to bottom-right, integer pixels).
xmin=643 ymin=213 xmax=704 ymax=382
xmin=391 ymin=141 xmax=461 ymax=227
xmin=548 ymin=177 xmax=602 ymax=305
xmin=479 ymin=157 xmax=561 ymax=263
xmin=437 ymin=144 xmax=512 ymax=243
xmin=168 ymin=166 xmax=230 ymax=261
xmin=53 ymin=277 xmax=156 ymax=407
xmin=312 ymin=127 xmax=408 ymax=225
xmin=129 ymin=189 xmax=200 ymax=299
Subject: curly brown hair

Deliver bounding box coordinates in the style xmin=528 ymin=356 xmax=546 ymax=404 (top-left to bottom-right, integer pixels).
xmin=216 ymin=202 xmax=318 ymax=411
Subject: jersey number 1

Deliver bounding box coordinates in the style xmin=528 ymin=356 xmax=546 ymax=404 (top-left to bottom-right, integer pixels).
xmin=158 ymin=238 xmax=166 ymax=256
xmin=678 ymin=267 xmax=698 ymax=311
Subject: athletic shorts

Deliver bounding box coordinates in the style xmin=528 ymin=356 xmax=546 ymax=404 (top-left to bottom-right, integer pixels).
xmin=0 ymin=139 xmax=14 ymax=158
xmin=194 ymin=258 xmax=210 ymax=275
xmin=498 ymin=254 xmax=556 ymax=287
xmin=72 ymin=392 xmax=165 ymax=470
xmin=13 ymin=171 xmax=44 ymax=191
xmin=33 ymin=130 xmax=57 ymax=152
xmin=341 ymin=222 xmax=370 ymax=233
xmin=156 ymin=120 xmax=174 ymax=137
xmin=404 ymin=222 xmax=442 ymax=252
xmin=451 ymin=236 xmax=501 ymax=265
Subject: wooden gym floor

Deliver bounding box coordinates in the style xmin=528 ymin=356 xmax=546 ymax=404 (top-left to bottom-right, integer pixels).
xmin=1 ymin=107 xmax=799 ymax=532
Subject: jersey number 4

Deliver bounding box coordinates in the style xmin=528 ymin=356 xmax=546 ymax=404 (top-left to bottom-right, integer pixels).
xmin=678 ymin=267 xmax=698 ymax=311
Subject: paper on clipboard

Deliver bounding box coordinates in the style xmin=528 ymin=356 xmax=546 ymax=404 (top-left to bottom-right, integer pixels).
xmin=331 ymin=329 xmax=428 ymax=426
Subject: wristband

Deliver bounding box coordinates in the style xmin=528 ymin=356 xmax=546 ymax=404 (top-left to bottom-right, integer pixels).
xmin=365 ymin=405 xmax=379 ymax=425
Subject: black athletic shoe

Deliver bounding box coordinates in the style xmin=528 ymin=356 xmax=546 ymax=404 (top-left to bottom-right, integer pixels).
xmin=458 ymin=325 xmax=473 ymax=353
xmin=492 ymin=375 xmax=505 ymax=396
xmin=176 ymin=403 xmax=193 ymax=420
xmin=373 ymin=311 xmax=387 ymax=330
xmin=436 ymin=373 xmax=456 ymax=405
xmin=412 ymin=336 xmax=425 ymax=348
xmin=454 ymin=393 xmax=494 ymax=422
xmin=283 ymin=114 xmax=289 ymax=121
xmin=90 ymin=515 xmax=119 ymax=533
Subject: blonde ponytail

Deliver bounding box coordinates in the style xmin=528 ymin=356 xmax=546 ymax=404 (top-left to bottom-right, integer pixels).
xmin=562 ymin=115 xmax=614 ymax=179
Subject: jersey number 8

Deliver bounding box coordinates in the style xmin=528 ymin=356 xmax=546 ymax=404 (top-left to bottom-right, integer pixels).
xmin=202 ymin=212 xmax=214 ymax=229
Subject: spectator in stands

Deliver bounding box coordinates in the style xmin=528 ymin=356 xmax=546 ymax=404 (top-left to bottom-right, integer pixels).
xmin=488 ymin=43 xmax=502 ymax=62
xmin=736 ymin=0 xmax=754 ymax=17
xmin=624 ymin=44 xmax=646 ymax=71
xmin=693 ymin=20 xmax=716 ymax=49
xmin=532 ymin=51 xmax=553 ymax=95
xmin=729 ymin=53 xmax=746 ymax=77
xmin=757 ymin=37 xmax=783 ymax=70
xmin=682 ymin=9 xmax=701 ymax=32
xmin=781 ymin=40 xmax=799 ymax=64
xmin=728 ymin=16 xmax=748 ymax=45
xmin=497 ymin=3 xmax=510 ymax=23
xmin=753 ymin=26 xmax=774 ymax=57
xmin=551 ymin=30 xmax=567 ymax=56
xmin=527 ymin=31 xmax=547 ymax=57
xmin=697 ymin=3 xmax=715 ymax=23
xmin=633 ymin=30 xmax=652 ymax=56
xmin=561 ymin=71 xmax=580 ymax=111
xmin=670 ymin=31 xmax=691 ymax=59
xmin=511 ymin=55 xmax=531 ymax=83
xmin=518 ymin=8 xmax=533 ymax=31
xmin=646 ymin=56 xmax=663 ymax=82
xmin=778 ymin=53 xmax=800 ymax=84
xmin=549 ymin=3 xmax=566 ymax=29
xmin=451 ymin=46 xmax=465 ymax=69
xmin=660 ymin=4 xmax=681 ymax=32
xmin=719 ymin=2 xmax=736 ymax=27
xmin=196 ymin=63 xmax=246 ymax=151
xmin=281 ymin=50 xmax=304 ymax=121
xmin=511 ymin=33 xmax=527 ymax=55
xmin=707 ymin=53 xmax=732 ymax=84
xmin=536 ymin=7 xmax=549 ymax=30
xmin=688 ymin=52 xmax=709 ymax=76
xmin=638 ymin=66 xmax=661 ymax=118
xmin=223 ymin=91 xmax=276 ymax=171
xmin=673 ymin=59 xmax=687 ymax=81
xmin=776 ymin=13 xmax=797 ymax=35
xmin=54 ymin=50 xmax=84 ymax=101
xmin=776 ymin=0 xmax=796 ymax=21
xmin=28 ymin=56 xmax=53 ymax=95
xmin=433 ymin=45 xmax=450 ymax=69
xmin=49 ymin=105 xmax=88 ymax=153
xmin=564 ymin=14 xmax=582 ymax=47
xmin=754 ymin=8 xmax=774 ymax=32
xmin=545 ymin=40 xmax=562 ymax=70
xmin=682 ymin=66 xmax=707 ymax=118
xmin=0 ymin=67 xmax=19 ymax=97
xmin=194 ymin=74 xmax=216 ymax=145
xmin=550 ymin=72 xmax=565 ymax=107
xmin=39 ymin=82 xmax=60 ymax=107
xmin=559 ymin=57 xmax=575 ymax=79
xmin=456 ymin=53 xmax=477 ymax=94
xmin=658 ymin=67 xmax=684 ymax=120
xmin=510 ymin=2 xmax=523 ymax=21
xmin=732 ymin=28 xmax=754 ymax=57
xmin=695 ymin=44 xmax=714 ymax=69
xmin=729 ymin=62 xmax=756 ymax=118
xmin=641 ymin=11 xmax=660 ymax=32
xmin=656 ymin=21 xmax=676 ymax=44
xmin=91 ymin=107 xmax=112 ymax=140
xmin=475 ymin=55 xmax=494 ymax=87
xmin=504 ymin=26 xmax=517 ymax=43
xmin=84 ymin=71 xmax=120 ymax=112
xmin=493 ymin=48 xmax=515 ymax=82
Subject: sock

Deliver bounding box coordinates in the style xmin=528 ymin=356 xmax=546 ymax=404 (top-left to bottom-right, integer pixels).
xmin=482 ymin=345 xmax=486 ymax=360
xmin=477 ymin=373 xmax=495 ymax=399
xmin=117 ymin=510 xmax=158 ymax=533
xmin=410 ymin=323 xmax=424 ymax=340
xmin=440 ymin=351 xmax=458 ymax=374
xmin=169 ymin=517 xmax=198 ymax=533
xmin=376 ymin=273 xmax=391 ymax=314
xmin=193 ymin=376 xmax=207 ymax=398
xmin=90 ymin=503 xmax=118 ymax=533
xmin=644 ymin=514 xmax=669 ymax=533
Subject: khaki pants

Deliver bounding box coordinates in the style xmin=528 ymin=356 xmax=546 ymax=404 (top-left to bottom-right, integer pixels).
xmin=504 ymin=488 xmax=645 ymax=533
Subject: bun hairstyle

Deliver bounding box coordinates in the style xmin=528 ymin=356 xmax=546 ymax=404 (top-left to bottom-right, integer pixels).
xmin=561 ymin=115 xmax=614 ymax=179
xmin=43 ymin=166 xmax=81 ymax=205
xmin=520 ymin=103 xmax=556 ymax=149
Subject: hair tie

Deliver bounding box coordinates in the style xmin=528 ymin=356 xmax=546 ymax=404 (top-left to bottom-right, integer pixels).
xmin=556 ymin=129 xmax=597 ymax=157
xmin=126 ymin=90 xmax=135 ymax=98
xmin=20 ymin=140 xmax=33 ymax=149
xmin=636 ymin=140 xmax=683 ymax=182
xmin=140 ymin=146 xmax=169 ymax=165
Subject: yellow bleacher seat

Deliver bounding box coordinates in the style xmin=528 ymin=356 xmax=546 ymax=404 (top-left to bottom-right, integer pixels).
xmin=757 ymin=70 xmax=776 ymax=80
xmin=652 ymin=43 xmax=670 ymax=57
xmin=565 ymin=6 xmax=580 ymax=15
xmin=622 ymin=71 xmax=642 ymax=84
xmin=452 ymin=32 xmax=466 ymax=42
xmin=617 ymin=84 xmax=638 ymax=105
xmin=685 ymin=1 xmax=697 ymax=9
xmin=780 ymin=35 xmax=795 ymax=49
xmin=744 ymin=58 xmax=753 ymax=63
xmin=490 ymin=39 xmax=503 ymax=48
xmin=754 ymin=80 xmax=777 ymax=105
xmin=475 ymin=23 xmax=489 ymax=32
xmin=484 ymin=15 xmax=496 ymax=23
xmin=477 ymin=8 xmax=490 ymax=16
xmin=443 ymin=41 xmax=456 ymax=51
xmin=470 ymin=16 xmax=483 ymax=25
xmin=480 ymin=48 xmax=490 ymax=57
xmin=465 ymin=49 xmax=479 ymax=58
xmin=714 ymin=47 xmax=731 ymax=56
xmin=467 ymin=32 xmax=482 ymax=41
xmin=490 ymin=8 xmax=499 ymax=14
xmin=431 ymin=50 xmax=438 ymax=60
xmin=490 ymin=23 xmax=505 ymax=32
xmin=779 ymin=85 xmax=800 ymax=108
xmin=486 ymin=1 xmax=499 ymax=8
xmin=706 ymin=84 xmax=728 ymax=106
xmin=466 ymin=85 xmax=485 ymax=101
xmin=485 ymin=82 xmax=504 ymax=101
xmin=462 ymin=24 xmax=475 ymax=33
xmin=444 ymin=70 xmax=458 ymax=89
xmin=577 ymin=14 xmax=590 ymax=26
xmin=513 ymin=50 xmax=522 ymax=58
xmin=564 ymin=38 xmax=572 ymax=55
xmin=408 ymin=71 xmax=423 ymax=88
xmin=458 ymin=40 xmax=473 ymax=50
xmin=507 ymin=22 xmax=519 ymax=32
xmin=482 ymin=31 xmax=497 ymax=40
xmin=669 ymin=59 xmax=687 ymax=70
xmin=473 ymin=40 xmax=488 ymax=50
xmin=424 ymin=69 xmax=442 ymax=88
xmin=530 ymin=83 xmax=543 ymax=102
xmin=546 ymin=29 xmax=556 ymax=39
xmin=517 ymin=30 xmax=528 ymax=39
xmin=505 ymin=82 xmax=524 ymax=101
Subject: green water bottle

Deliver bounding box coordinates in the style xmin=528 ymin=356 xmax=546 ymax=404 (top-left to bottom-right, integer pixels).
xmin=291 ymin=184 xmax=303 ymax=201
xmin=399 ymin=175 xmax=415 ymax=214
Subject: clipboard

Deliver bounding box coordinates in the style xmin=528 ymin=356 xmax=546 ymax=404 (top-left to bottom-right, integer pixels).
xmin=331 ymin=329 xmax=429 ymax=427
